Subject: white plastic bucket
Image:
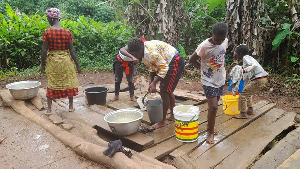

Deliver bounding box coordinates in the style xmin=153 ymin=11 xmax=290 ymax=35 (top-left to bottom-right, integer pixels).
xmin=173 ymin=105 xmax=200 ymax=142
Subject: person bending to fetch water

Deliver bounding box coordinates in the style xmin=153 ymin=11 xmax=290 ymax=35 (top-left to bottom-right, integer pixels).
xmin=120 ymin=38 xmax=185 ymax=130
xmin=233 ymin=44 xmax=268 ymax=119
xmin=40 ymin=8 xmax=81 ymax=115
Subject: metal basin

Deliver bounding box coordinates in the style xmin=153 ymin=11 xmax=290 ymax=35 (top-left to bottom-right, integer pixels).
xmin=104 ymin=108 xmax=143 ymax=136
xmin=6 ymin=81 xmax=41 ymax=100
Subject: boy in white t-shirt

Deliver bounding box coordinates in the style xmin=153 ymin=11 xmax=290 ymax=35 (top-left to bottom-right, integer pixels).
xmin=189 ymin=22 xmax=228 ymax=144
xmin=233 ymin=44 xmax=268 ymax=119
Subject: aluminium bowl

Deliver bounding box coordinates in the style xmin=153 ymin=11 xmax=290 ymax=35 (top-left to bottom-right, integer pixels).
xmin=6 ymin=81 xmax=41 ymax=100
xmin=104 ymin=108 xmax=143 ymax=136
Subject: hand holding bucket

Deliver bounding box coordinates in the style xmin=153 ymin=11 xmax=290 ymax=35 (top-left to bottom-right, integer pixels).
xmin=142 ymin=92 xmax=163 ymax=124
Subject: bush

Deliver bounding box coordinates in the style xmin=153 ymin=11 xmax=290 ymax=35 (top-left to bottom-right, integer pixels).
xmin=0 ymin=4 xmax=134 ymax=72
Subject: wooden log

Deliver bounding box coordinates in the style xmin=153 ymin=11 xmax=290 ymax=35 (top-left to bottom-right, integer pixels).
xmin=0 ymin=90 xmax=175 ymax=169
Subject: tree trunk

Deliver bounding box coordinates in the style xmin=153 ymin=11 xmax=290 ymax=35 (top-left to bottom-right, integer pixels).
xmin=125 ymin=0 xmax=188 ymax=46
xmin=226 ymin=0 xmax=268 ymax=63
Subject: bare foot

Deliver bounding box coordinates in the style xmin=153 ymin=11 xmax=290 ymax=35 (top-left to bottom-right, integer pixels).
xmin=247 ymin=107 xmax=254 ymax=115
xmin=69 ymin=108 xmax=75 ymax=112
xmin=206 ymin=124 xmax=218 ymax=135
xmin=166 ymin=114 xmax=175 ymax=121
xmin=206 ymin=133 xmax=215 ymax=144
xmin=112 ymin=96 xmax=119 ymax=101
xmin=234 ymin=112 xmax=248 ymax=119
xmin=130 ymin=96 xmax=136 ymax=102
xmin=149 ymin=122 xmax=166 ymax=130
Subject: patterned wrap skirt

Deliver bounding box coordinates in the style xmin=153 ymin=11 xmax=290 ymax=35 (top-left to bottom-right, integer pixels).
xmin=45 ymin=50 xmax=78 ymax=99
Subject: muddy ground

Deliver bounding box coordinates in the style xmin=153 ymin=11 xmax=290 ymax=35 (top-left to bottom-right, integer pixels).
xmin=0 ymin=71 xmax=299 ymax=168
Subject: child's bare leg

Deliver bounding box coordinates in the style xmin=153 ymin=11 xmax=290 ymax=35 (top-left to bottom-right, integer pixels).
xmin=68 ymin=97 xmax=75 ymax=112
xmin=46 ymin=97 xmax=52 ymax=115
xmin=130 ymin=96 xmax=136 ymax=101
xmin=166 ymin=92 xmax=175 ymax=121
xmin=206 ymin=97 xmax=218 ymax=144
xmin=150 ymin=92 xmax=168 ymax=129
xmin=112 ymin=95 xmax=119 ymax=101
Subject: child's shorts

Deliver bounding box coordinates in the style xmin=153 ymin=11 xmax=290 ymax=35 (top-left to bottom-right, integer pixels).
xmin=203 ymin=85 xmax=224 ymax=98
xmin=160 ymin=54 xmax=185 ymax=93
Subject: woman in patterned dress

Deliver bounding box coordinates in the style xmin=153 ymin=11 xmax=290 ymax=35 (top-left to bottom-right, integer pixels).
xmin=40 ymin=8 xmax=81 ymax=115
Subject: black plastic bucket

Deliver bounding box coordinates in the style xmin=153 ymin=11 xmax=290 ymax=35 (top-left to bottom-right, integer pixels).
xmin=84 ymin=87 xmax=109 ymax=105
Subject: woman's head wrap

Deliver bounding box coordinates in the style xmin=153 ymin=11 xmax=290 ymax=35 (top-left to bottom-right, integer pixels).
xmin=46 ymin=8 xmax=61 ymax=19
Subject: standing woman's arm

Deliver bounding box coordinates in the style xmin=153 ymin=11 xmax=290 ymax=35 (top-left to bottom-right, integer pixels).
xmin=40 ymin=41 xmax=49 ymax=73
xmin=68 ymin=41 xmax=81 ymax=73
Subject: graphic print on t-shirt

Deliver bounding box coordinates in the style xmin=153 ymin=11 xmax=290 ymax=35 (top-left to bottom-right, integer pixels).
xmin=203 ymin=49 xmax=225 ymax=78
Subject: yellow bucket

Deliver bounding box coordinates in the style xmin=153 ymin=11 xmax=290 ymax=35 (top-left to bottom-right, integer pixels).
xmin=222 ymin=95 xmax=240 ymax=115
xmin=174 ymin=105 xmax=200 ymax=142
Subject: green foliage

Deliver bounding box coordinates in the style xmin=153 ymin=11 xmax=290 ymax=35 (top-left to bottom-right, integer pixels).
xmin=272 ymin=24 xmax=293 ymax=50
xmin=201 ymin=0 xmax=226 ymax=13
xmin=291 ymin=57 xmax=299 ymax=63
xmin=178 ymin=44 xmax=187 ymax=59
xmin=94 ymin=4 xmax=116 ymax=22
xmin=285 ymin=74 xmax=300 ymax=84
xmin=1 ymin=0 xmax=117 ymax=23
xmin=0 ymin=3 xmax=134 ymax=72
xmin=180 ymin=0 xmax=226 ymax=54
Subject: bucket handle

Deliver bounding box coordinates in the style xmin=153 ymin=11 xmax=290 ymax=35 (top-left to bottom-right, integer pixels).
xmin=175 ymin=114 xmax=196 ymax=127
xmin=142 ymin=91 xmax=160 ymax=106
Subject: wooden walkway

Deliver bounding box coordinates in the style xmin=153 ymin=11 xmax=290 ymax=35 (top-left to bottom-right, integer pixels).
xmin=41 ymin=87 xmax=298 ymax=169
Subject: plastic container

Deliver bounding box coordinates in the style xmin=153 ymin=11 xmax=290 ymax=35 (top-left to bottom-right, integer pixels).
xmin=84 ymin=87 xmax=109 ymax=105
xmin=146 ymin=99 xmax=163 ymax=124
xmin=173 ymin=105 xmax=200 ymax=142
xmin=222 ymin=95 xmax=240 ymax=115
xmin=228 ymin=79 xmax=245 ymax=94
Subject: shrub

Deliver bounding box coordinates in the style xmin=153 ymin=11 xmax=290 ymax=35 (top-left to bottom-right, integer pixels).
xmin=0 ymin=4 xmax=134 ymax=72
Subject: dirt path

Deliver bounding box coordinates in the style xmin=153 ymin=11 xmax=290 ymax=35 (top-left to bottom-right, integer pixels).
xmin=0 ymin=101 xmax=108 ymax=169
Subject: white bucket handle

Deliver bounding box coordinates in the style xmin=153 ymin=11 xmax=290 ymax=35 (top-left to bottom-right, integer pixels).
xmin=175 ymin=114 xmax=196 ymax=127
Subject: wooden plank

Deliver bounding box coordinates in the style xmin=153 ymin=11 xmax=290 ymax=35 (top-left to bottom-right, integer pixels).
xmin=252 ymin=126 xmax=300 ymax=169
xmin=191 ymin=108 xmax=293 ymax=169
xmin=215 ymin=111 xmax=295 ymax=169
xmin=141 ymin=137 xmax=183 ymax=159
xmin=148 ymin=105 xmax=228 ymax=159
xmin=190 ymin=102 xmax=275 ymax=159
xmin=169 ymin=104 xmax=236 ymax=158
xmin=53 ymin=93 xmax=154 ymax=149
xmin=83 ymin=107 xmax=154 ymax=148
xmin=277 ymin=149 xmax=300 ymax=169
